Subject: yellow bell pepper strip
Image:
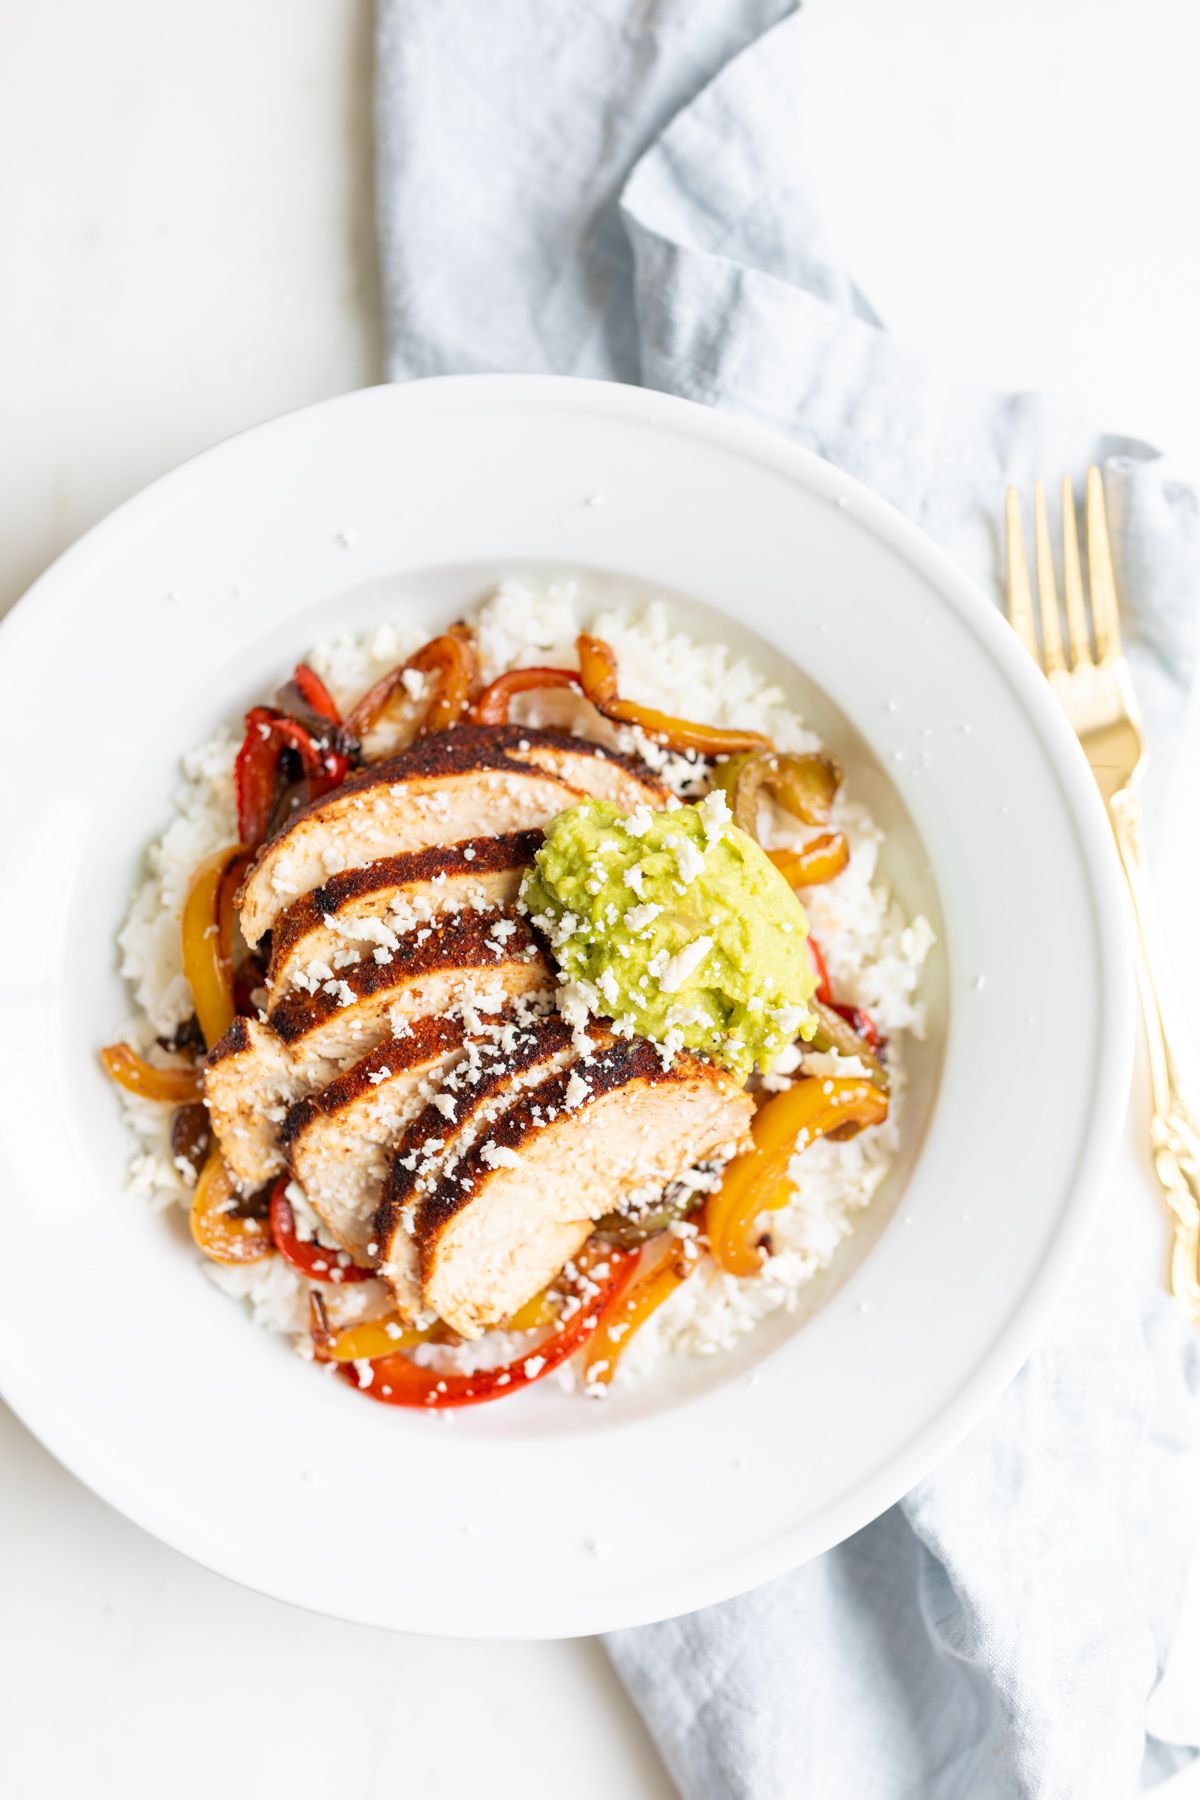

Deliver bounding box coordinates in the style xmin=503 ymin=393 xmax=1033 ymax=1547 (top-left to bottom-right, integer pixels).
xmin=181 ymin=846 xmax=245 ymax=1049
xmin=338 ymin=1246 xmax=635 ymax=1408
xmin=582 ymin=1240 xmax=695 ymax=1387
xmin=504 ymin=1285 xmax=558 ymax=1330
xmin=719 ymin=751 xmax=843 ymax=837
xmin=190 ymin=1147 xmax=273 ymax=1265
xmin=100 ymin=1043 xmax=204 ymax=1104
xmin=267 ymin=1179 xmax=373 ymax=1283
xmin=769 ymin=832 xmax=850 ymax=888
xmin=706 ymin=1078 xmax=889 ymax=1277
xmin=576 ymin=634 xmax=772 ymax=756
xmin=470 ymin=665 xmax=583 ymax=723
xmin=345 ymin=625 xmax=477 ymax=740
xmin=312 ymin=1312 xmax=436 ymax=1363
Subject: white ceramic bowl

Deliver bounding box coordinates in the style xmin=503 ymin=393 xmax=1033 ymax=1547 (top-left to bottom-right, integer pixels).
xmin=0 ymin=377 xmax=1131 ymax=1637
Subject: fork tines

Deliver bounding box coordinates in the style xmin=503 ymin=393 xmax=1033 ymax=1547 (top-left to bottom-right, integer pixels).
xmin=1005 ymin=467 xmax=1124 ymax=672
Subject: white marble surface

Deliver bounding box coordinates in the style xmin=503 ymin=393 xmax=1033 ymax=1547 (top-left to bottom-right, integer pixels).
xmin=1 ymin=3 xmax=1197 ymax=1794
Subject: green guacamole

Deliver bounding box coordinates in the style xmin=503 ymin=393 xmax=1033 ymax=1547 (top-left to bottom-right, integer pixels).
xmin=519 ymin=790 xmax=817 ymax=1080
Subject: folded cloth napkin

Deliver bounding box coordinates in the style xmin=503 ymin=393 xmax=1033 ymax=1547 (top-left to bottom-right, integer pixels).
xmin=376 ymin=5 xmax=1200 ymax=1795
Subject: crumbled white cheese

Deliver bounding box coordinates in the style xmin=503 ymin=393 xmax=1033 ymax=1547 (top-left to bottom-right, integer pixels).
xmin=480 ymin=1141 xmax=520 ymax=1170
xmin=659 ymin=936 xmax=713 ymax=994
xmin=564 ymin=1071 xmax=591 ymax=1110
xmin=556 ymin=978 xmax=598 ymax=1030
xmin=698 ymin=787 xmax=731 ymax=841
xmin=673 ymin=835 xmax=706 ymax=884
xmin=771 ymin=1003 xmax=810 ymax=1034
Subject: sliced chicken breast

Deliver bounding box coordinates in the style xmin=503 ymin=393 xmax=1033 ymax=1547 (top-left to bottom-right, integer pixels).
xmin=267 ymin=830 xmax=541 ymax=1001
xmin=203 ymin=1015 xmax=314 ymax=1189
xmin=268 ymin=912 xmax=549 ymax=1068
xmin=280 ymin=1016 xmax=469 ymax=1260
xmin=380 ymin=1014 xmax=582 ymax=1319
xmin=205 ymin=915 xmax=549 ymax=1187
xmin=378 ymin=1039 xmax=754 ymax=1338
xmin=511 ymin=734 xmax=669 ymax=812
xmin=239 ymin=725 xmax=666 ymax=945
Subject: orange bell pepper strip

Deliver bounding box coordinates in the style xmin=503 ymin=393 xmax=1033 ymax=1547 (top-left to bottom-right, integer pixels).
xmin=705 ymin=1078 xmax=889 ymax=1277
xmin=723 ymin=751 xmax=842 ymax=834
xmin=575 ymin=634 xmax=772 ymax=756
xmin=190 ymin=1147 xmax=273 ymax=1265
xmin=470 ymin=666 xmax=583 ymax=723
xmin=181 ymin=845 xmax=246 ymax=1049
xmin=216 ymin=848 xmax=252 ymax=981
xmin=582 ymin=1240 xmax=695 ymax=1387
xmin=100 ymin=1043 xmax=203 ymax=1104
xmin=267 ymin=1180 xmax=372 ymax=1283
xmin=345 ymin=626 xmax=476 ymax=739
xmin=769 ymin=832 xmax=849 ymax=888
xmin=338 ymin=1247 xmax=635 ymax=1408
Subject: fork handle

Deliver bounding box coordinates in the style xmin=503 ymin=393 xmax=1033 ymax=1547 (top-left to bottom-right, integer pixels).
xmin=1109 ymin=785 xmax=1200 ymax=1322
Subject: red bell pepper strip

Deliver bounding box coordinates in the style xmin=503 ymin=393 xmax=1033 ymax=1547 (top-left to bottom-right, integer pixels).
xmin=339 ymin=1247 xmax=635 ymax=1407
xmin=235 ymin=708 xmax=282 ymax=848
xmin=291 ymin=662 xmax=342 ymax=723
xmin=830 ymin=1002 xmax=884 ymax=1054
xmin=807 ymin=934 xmax=833 ymax=1005
xmin=470 ymin=666 xmax=583 ymax=723
xmin=807 ymin=934 xmax=884 ymax=1057
xmin=268 ymin=1181 xmax=372 ymax=1283
xmin=234 ymin=706 xmax=352 ymax=849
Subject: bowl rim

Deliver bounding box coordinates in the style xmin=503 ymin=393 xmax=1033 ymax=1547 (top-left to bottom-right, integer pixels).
xmin=0 ymin=374 xmax=1134 ymax=1636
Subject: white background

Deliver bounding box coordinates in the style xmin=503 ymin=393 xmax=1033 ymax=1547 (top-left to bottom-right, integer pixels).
xmin=2 ymin=2 xmax=1198 ymax=1794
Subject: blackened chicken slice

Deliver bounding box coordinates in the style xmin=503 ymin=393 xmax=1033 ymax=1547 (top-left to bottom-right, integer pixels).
xmin=377 ymin=1013 xmax=585 ymax=1320
xmin=268 ymin=912 xmax=549 ymax=1066
xmin=204 ymin=913 xmax=550 ymax=1187
xmin=378 ymin=1038 xmax=755 ymax=1339
xmin=279 ymin=1017 xmax=469 ymax=1260
xmin=202 ymin=1015 xmax=307 ymax=1189
xmin=238 ymin=725 xmax=667 ymax=945
xmin=266 ymin=830 xmax=541 ymax=1001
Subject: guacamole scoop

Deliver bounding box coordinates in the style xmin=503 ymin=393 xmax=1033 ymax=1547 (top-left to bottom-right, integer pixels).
xmin=519 ymin=791 xmax=817 ymax=1080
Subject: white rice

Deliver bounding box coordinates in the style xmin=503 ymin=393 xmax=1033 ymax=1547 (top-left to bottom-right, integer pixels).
xmin=114 ymin=579 xmax=933 ymax=1379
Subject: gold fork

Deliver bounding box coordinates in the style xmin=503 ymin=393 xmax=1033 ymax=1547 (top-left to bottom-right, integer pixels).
xmin=1005 ymin=469 xmax=1200 ymax=1323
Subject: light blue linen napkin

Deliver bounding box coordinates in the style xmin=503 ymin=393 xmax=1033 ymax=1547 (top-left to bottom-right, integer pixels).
xmin=376 ymin=5 xmax=1200 ymax=1795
